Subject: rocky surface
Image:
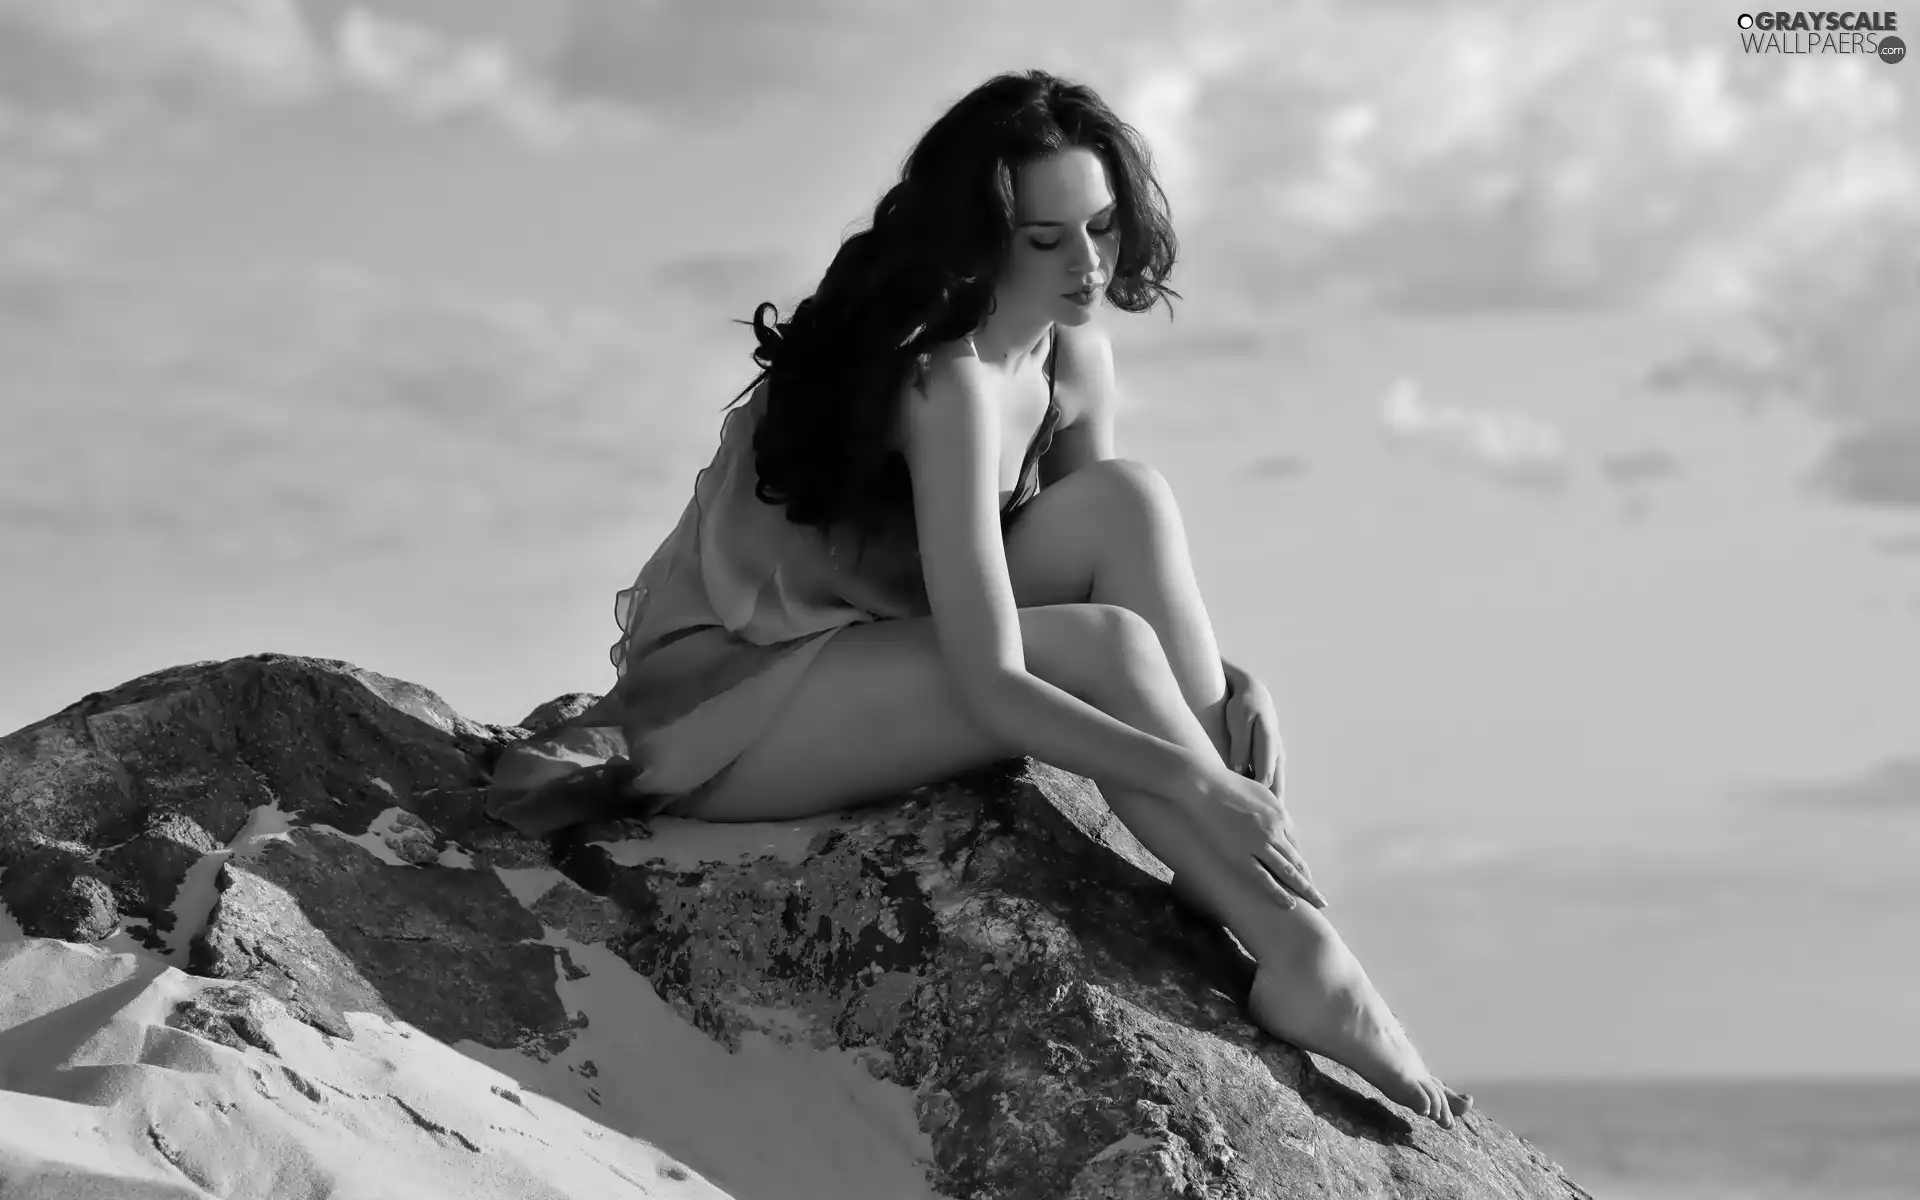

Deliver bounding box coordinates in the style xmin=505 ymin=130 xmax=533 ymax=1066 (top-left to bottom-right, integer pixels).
xmin=0 ymin=652 xmax=1593 ymax=1199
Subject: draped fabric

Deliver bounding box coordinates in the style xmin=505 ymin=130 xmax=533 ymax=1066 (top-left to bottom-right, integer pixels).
xmin=492 ymin=328 xmax=1061 ymax=835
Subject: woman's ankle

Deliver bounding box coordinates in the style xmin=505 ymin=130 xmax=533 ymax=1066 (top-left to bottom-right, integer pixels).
xmin=1245 ymin=902 xmax=1345 ymax=978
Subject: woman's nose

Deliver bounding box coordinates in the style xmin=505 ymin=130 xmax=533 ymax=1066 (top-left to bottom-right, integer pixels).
xmin=1067 ymin=234 xmax=1099 ymax=273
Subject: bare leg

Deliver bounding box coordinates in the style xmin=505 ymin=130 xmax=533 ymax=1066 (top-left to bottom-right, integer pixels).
xmin=1010 ymin=460 xmax=1466 ymax=1121
xmin=1008 ymin=459 xmax=1237 ymax=761
xmin=656 ymin=462 xmax=1465 ymax=1124
xmin=676 ymin=604 xmax=1457 ymax=1124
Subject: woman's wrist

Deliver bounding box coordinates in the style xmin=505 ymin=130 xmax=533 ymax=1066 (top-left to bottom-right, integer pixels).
xmin=1161 ymin=745 xmax=1230 ymax=814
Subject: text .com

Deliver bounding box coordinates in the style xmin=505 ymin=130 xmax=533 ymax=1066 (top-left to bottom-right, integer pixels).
xmin=1737 ymin=11 xmax=1907 ymax=61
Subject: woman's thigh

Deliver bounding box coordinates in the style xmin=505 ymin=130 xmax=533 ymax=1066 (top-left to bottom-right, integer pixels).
xmin=685 ymin=466 xmax=1156 ymax=823
xmin=683 ymin=603 xmax=1129 ymax=823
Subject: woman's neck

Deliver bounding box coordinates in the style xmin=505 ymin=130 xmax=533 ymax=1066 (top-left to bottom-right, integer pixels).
xmin=967 ymin=315 xmax=1053 ymax=376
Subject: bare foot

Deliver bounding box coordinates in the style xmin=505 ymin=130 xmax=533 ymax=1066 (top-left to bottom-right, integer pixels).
xmin=1247 ymin=944 xmax=1468 ymax=1128
xmin=1164 ymin=870 xmax=1473 ymax=1125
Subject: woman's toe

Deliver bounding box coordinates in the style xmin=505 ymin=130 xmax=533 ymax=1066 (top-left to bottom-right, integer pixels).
xmin=1445 ymin=1086 xmax=1474 ymax=1117
xmin=1412 ymin=1077 xmax=1440 ymax=1125
xmin=1398 ymin=1076 xmax=1432 ymax=1117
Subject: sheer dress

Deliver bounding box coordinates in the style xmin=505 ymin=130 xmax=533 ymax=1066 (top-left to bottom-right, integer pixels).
xmin=584 ymin=327 xmax=1063 ymax=820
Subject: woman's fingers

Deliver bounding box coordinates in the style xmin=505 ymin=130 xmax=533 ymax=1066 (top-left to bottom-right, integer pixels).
xmin=1272 ymin=839 xmax=1326 ymax=906
xmin=1250 ymin=860 xmax=1300 ymax=912
xmin=1266 ymin=810 xmax=1310 ymax=876
xmin=1266 ymin=832 xmax=1308 ymax=879
xmin=1227 ymin=707 xmax=1252 ymax=778
xmin=1283 ymin=835 xmax=1315 ymax=883
xmin=1250 ymin=719 xmax=1271 ymax=787
xmin=1274 ymin=820 xmax=1311 ymax=878
xmin=1280 ymin=841 xmax=1324 ymax=901
xmin=1240 ymin=841 xmax=1299 ymax=910
xmin=1256 ymin=844 xmax=1325 ymax=908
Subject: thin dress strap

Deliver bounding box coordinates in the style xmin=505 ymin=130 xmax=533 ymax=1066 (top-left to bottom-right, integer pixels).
xmin=1000 ymin=327 xmax=1063 ymax=524
xmin=1044 ymin=325 xmax=1060 ymax=406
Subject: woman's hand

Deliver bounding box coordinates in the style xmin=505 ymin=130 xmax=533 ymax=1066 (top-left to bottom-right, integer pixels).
xmin=1186 ymin=763 xmax=1326 ymax=911
xmin=1223 ymin=664 xmax=1286 ymax=802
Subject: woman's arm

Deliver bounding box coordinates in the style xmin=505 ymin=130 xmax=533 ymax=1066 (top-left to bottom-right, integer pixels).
xmin=1038 ymin=321 xmax=1118 ymax=487
xmin=903 ymin=354 xmax=1204 ymax=802
xmin=1042 ymin=324 xmax=1252 ymax=696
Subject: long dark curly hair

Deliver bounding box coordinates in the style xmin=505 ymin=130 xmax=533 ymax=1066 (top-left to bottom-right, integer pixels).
xmin=723 ymin=68 xmax=1181 ymax=548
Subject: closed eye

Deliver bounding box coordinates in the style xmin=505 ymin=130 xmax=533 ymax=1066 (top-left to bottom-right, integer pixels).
xmin=1031 ymin=223 xmax=1119 ymax=251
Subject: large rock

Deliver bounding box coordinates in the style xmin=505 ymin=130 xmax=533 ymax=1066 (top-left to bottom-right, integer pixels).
xmin=0 ymin=653 xmax=1593 ymax=1199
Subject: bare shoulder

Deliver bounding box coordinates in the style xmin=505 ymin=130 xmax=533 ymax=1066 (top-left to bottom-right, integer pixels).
xmin=898 ymin=338 xmax=998 ymax=438
xmin=898 ymin=337 xmax=1005 ymax=452
xmin=905 ymin=334 xmax=988 ymax=401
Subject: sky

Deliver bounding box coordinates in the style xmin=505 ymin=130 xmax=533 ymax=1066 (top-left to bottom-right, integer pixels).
xmin=1 ymin=0 xmax=1917 ymax=1081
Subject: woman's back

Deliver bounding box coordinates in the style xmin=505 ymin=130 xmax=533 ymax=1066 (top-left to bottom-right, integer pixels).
xmin=609 ymin=380 xmax=927 ymax=670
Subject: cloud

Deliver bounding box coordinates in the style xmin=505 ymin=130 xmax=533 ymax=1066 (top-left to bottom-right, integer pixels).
xmin=1643 ymin=176 xmax=1918 ymax=508
xmin=1339 ymin=824 xmax=1523 ymax=880
xmin=0 ymin=0 xmax=264 ymax=267
xmin=545 ymin=0 xmax=859 ymax=125
xmin=1377 ymin=376 xmax=1571 ymax=492
xmin=1331 ymin=828 xmax=1732 ymax=961
xmin=1876 ymin=531 xmax=1920 ymax=558
xmin=1639 ymin=349 xmax=1784 ymax=411
xmin=0 ymin=0 xmax=328 ymax=110
xmin=1747 ymin=756 xmax=1920 ymax=813
xmin=1597 ymin=447 xmax=1684 ymax=488
xmin=1735 ymin=215 xmax=1920 ymax=420
xmin=1597 ymin=447 xmax=1683 ymax=525
xmin=330 ymin=7 xmax=649 ymax=148
xmin=0 ymin=0 xmax=644 ymax=149
xmin=1808 ymin=422 xmax=1920 ymax=510
xmin=546 ymin=0 xmax=1069 ymax=115
xmin=1242 ymin=453 xmax=1310 ymax=482
xmin=1336 ymin=810 xmax=1920 ymax=971
xmin=0 ymin=0 xmax=659 ymax=317
xmin=0 ymin=261 xmax=700 ymax=568
xmin=0 ymin=0 xmax=654 ymax=323
xmin=516 ymin=0 xmax=1918 ymax=344
xmin=1111 ymin=0 xmax=1919 ymax=408
xmin=1097 ymin=0 xmax=1913 ymax=510
xmin=652 ymin=249 xmax=803 ymax=309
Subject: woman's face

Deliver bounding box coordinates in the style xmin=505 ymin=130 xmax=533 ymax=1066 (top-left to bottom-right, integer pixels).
xmin=1000 ymin=147 xmax=1121 ymax=326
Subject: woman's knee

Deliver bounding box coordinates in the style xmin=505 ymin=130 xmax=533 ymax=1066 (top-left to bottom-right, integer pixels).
xmin=1003 ymin=458 xmax=1185 ymax=607
xmin=1025 ymin=601 xmax=1176 ymax=701
xmin=1082 ymin=457 xmax=1178 ymax=521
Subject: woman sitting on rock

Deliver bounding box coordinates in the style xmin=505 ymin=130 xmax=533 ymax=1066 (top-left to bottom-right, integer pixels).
xmin=599 ymin=68 xmax=1470 ymax=1128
